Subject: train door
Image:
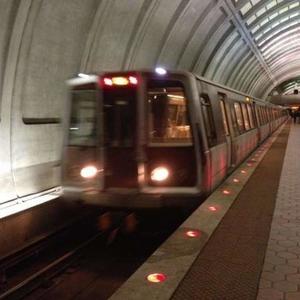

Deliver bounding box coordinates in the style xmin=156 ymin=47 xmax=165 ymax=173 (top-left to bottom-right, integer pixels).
xmin=199 ymin=91 xmax=228 ymax=191
xmin=101 ymin=74 xmax=139 ymax=188
xmin=219 ymin=94 xmax=232 ymax=171
xmin=144 ymin=77 xmax=197 ymax=190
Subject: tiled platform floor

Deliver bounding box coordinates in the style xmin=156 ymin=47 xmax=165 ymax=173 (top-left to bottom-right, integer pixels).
xmin=257 ymin=124 xmax=300 ymax=300
xmin=171 ymin=124 xmax=290 ymax=300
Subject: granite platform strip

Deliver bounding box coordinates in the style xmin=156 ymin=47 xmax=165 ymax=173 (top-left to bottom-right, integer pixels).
xmin=110 ymin=123 xmax=288 ymax=300
xmin=257 ymin=124 xmax=300 ymax=300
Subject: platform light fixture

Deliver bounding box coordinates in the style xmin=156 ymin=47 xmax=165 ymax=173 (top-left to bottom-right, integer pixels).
xmin=208 ymin=206 xmax=217 ymax=211
xmin=223 ymin=189 xmax=230 ymax=195
xmin=147 ymin=273 xmax=166 ymax=283
xmin=185 ymin=230 xmax=201 ymax=238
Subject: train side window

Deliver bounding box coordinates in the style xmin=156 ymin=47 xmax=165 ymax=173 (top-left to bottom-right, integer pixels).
xmin=246 ymin=103 xmax=254 ymax=128
xmin=265 ymin=107 xmax=269 ymax=123
xmin=254 ymin=105 xmax=260 ymax=126
xmin=265 ymin=108 xmax=269 ymax=123
xmin=260 ymin=107 xmax=265 ymax=125
xmin=241 ymin=103 xmax=250 ymax=130
xmin=234 ymin=102 xmax=245 ymax=133
xmin=229 ymin=103 xmax=239 ymax=136
xmin=219 ymin=95 xmax=229 ymax=136
xmin=262 ymin=107 xmax=266 ymax=124
xmin=265 ymin=107 xmax=269 ymax=122
xmin=270 ymin=108 xmax=274 ymax=120
xmin=200 ymin=94 xmax=217 ymax=147
xmin=258 ymin=107 xmax=262 ymax=124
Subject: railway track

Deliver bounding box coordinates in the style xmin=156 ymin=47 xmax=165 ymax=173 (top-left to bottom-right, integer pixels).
xmin=0 ymin=211 xmax=128 ymax=300
xmin=0 ymin=231 xmax=106 ymax=300
xmin=0 ymin=211 xmax=185 ymax=300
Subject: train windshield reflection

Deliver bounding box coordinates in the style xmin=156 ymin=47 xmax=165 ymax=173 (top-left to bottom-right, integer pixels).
xmin=147 ymin=80 xmax=192 ymax=144
xmin=68 ymin=89 xmax=96 ymax=146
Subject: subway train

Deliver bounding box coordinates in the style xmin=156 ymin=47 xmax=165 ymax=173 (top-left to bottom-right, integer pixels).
xmin=62 ymin=69 xmax=288 ymax=209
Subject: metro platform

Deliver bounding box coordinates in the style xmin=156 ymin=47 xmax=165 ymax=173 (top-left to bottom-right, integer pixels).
xmin=111 ymin=121 xmax=300 ymax=300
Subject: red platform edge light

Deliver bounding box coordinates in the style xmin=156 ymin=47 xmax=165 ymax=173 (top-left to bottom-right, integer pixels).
xmin=147 ymin=273 xmax=166 ymax=283
xmin=241 ymin=170 xmax=246 ymax=174
xmin=208 ymin=206 xmax=217 ymax=211
xmin=233 ymin=178 xmax=239 ymax=183
xmin=223 ymin=189 xmax=230 ymax=195
xmin=185 ymin=230 xmax=201 ymax=238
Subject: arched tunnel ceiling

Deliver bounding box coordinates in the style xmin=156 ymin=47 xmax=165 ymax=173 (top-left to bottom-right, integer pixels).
xmin=272 ymin=75 xmax=300 ymax=94
xmin=236 ymin=0 xmax=300 ymax=98
xmin=1 ymin=0 xmax=300 ymax=114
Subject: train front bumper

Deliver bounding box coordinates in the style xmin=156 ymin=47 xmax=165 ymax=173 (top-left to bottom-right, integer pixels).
xmin=62 ymin=186 xmax=201 ymax=209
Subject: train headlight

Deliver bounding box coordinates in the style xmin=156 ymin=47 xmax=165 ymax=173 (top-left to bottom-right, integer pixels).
xmin=80 ymin=166 xmax=98 ymax=178
xmin=151 ymin=167 xmax=169 ymax=182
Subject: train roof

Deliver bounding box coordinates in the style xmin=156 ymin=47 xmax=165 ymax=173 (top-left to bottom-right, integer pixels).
xmin=66 ymin=74 xmax=98 ymax=86
xmin=66 ymin=70 xmax=285 ymax=109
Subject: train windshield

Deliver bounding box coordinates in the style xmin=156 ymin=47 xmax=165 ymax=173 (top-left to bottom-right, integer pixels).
xmin=147 ymin=80 xmax=192 ymax=143
xmin=68 ymin=89 xmax=96 ymax=146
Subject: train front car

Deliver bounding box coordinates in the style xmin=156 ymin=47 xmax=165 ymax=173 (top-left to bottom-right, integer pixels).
xmin=62 ymin=70 xmax=201 ymax=209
